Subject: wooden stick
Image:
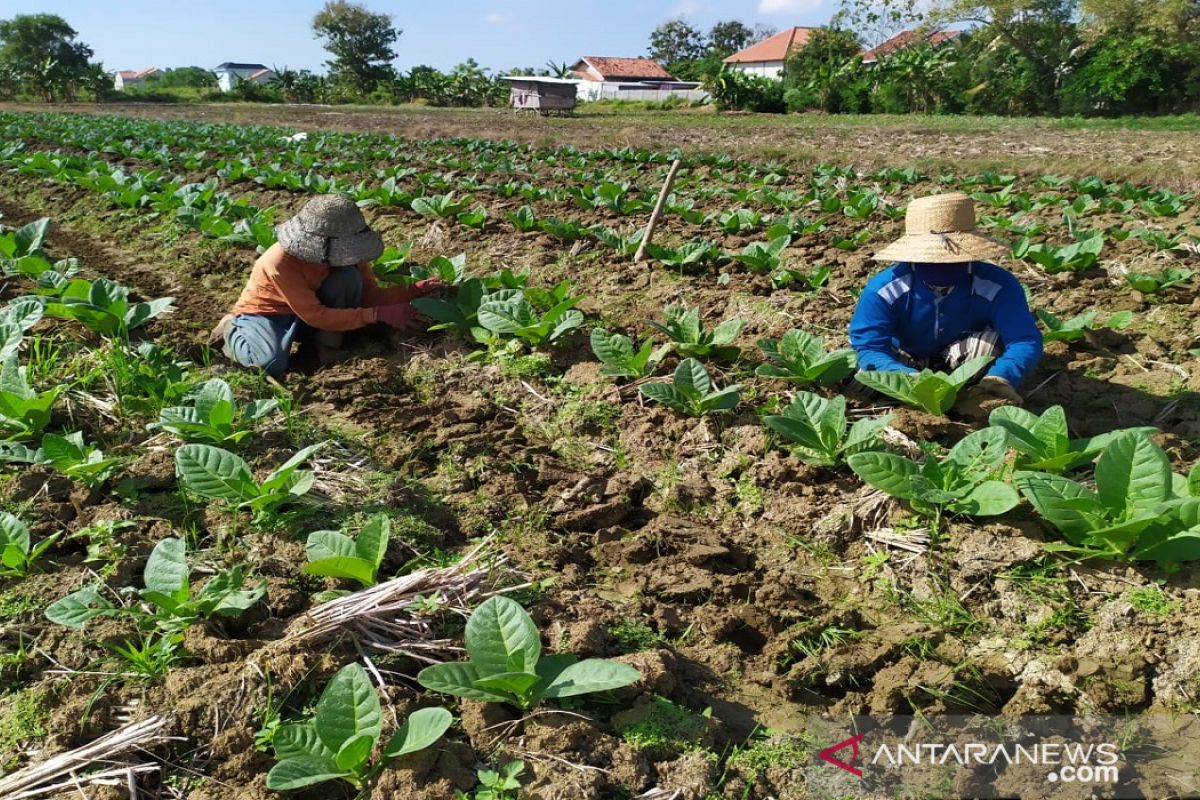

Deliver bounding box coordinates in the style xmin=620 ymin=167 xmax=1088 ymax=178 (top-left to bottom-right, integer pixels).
xmin=634 ymin=159 xmax=682 ymax=263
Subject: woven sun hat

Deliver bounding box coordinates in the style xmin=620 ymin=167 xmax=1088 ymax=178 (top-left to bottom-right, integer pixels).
xmin=872 ymin=192 xmax=1009 ymax=264
xmin=275 ymin=194 xmax=384 ymax=267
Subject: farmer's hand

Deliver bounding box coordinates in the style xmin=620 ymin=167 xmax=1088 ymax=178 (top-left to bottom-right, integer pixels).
xmin=957 ymin=376 xmax=1022 ymax=421
xmin=375 ymin=303 xmax=422 ymax=331
xmin=412 ymin=278 xmax=449 ymax=297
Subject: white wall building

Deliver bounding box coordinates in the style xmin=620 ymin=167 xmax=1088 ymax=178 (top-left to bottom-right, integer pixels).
xmin=723 ymin=27 xmax=816 ymax=79
xmin=568 ymin=56 xmax=704 ymax=102
xmin=215 ymin=62 xmax=275 ymax=92
xmin=114 ymin=67 xmax=160 ymax=91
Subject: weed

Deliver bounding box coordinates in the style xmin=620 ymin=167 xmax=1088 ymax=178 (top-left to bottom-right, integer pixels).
xmin=1127 ymin=586 xmax=1177 ymax=616
xmin=608 ymin=619 xmax=666 ymax=653
xmin=0 ymin=687 xmax=48 ymax=770
xmin=617 ymin=696 xmax=710 ymax=756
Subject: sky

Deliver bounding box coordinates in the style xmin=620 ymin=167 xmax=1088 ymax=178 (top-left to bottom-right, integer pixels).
xmin=6 ymin=0 xmax=843 ymax=73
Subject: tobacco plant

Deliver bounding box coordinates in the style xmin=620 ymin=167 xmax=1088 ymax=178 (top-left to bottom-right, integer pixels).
xmin=0 ymin=354 xmax=60 ymax=439
xmin=640 ymin=358 xmax=741 ymax=417
xmin=764 ymin=393 xmax=891 ymax=467
xmin=267 ymin=663 xmax=453 ymax=791
xmin=474 ymin=292 xmax=583 ymax=348
xmin=46 ymin=536 xmax=265 ymax=633
xmin=0 ymin=511 xmax=59 ymax=577
xmin=412 ymin=279 xmax=488 ymax=335
xmin=1013 ymin=234 xmax=1104 ymax=274
xmin=848 ymin=427 xmax=1019 ymax=519
xmin=854 ymin=356 xmax=992 ymax=416
xmin=174 ymin=443 xmax=322 ymax=515
xmin=1123 ymin=267 xmax=1194 ymax=294
xmin=756 ymin=330 xmax=855 ymax=387
xmin=1016 ymin=432 xmax=1200 ymax=562
xmin=590 ymin=328 xmax=666 ymax=379
xmin=733 ymin=235 xmax=790 ymax=273
xmin=1037 ymin=309 xmax=1132 ymax=343
xmin=649 ymin=306 xmax=743 ymax=362
xmin=34 ymin=277 xmax=174 ymax=337
xmin=417 ymin=595 xmax=639 ymax=710
xmin=154 ymin=378 xmax=279 ymax=445
xmin=304 ymin=513 xmax=390 ymax=588
xmin=989 ymin=405 xmax=1156 ymax=474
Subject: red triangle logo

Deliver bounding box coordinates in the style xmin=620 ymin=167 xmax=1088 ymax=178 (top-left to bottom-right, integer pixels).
xmin=819 ymin=734 xmax=864 ymax=777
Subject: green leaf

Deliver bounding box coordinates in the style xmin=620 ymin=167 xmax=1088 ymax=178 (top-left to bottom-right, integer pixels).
xmin=1014 ymin=471 xmax=1100 ymax=543
xmin=355 ymin=514 xmax=389 ymax=568
xmin=541 ymin=659 xmax=641 ymax=698
xmin=953 ymin=480 xmax=1020 ymax=516
xmin=474 ymin=671 xmax=543 ymax=697
xmin=273 ymin=723 xmax=334 ymax=760
xmin=142 ymin=537 xmax=191 ymax=604
xmin=174 ymin=444 xmax=256 ymax=501
xmin=1094 ymin=432 xmax=1171 ymax=516
xmin=335 ymin=733 xmax=374 ymax=772
xmin=382 ymin=707 xmax=454 ymax=759
xmin=314 ymin=663 xmax=383 ymax=753
xmin=847 ymin=452 xmax=920 ymax=501
xmin=304 ymin=557 xmax=377 ymax=586
xmin=265 ymin=756 xmax=348 ymax=791
xmin=44 ymin=585 xmax=114 ymax=628
xmin=464 ymin=595 xmax=541 ymax=676
xmin=417 ymin=661 xmax=511 ymax=703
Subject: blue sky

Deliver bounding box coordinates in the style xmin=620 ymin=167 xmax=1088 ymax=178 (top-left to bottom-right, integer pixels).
xmin=9 ymin=0 xmax=841 ymax=73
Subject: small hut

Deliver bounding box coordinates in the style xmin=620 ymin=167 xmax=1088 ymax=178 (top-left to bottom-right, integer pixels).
xmin=500 ymin=76 xmax=577 ymax=114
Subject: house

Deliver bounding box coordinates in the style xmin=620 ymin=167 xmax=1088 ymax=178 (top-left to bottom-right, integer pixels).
xmin=113 ymin=67 xmax=161 ymax=91
xmin=861 ymin=29 xmax=962 ymax=65
xmin=723 ymin=27 xmax=817 ymax=79
xmin=214 ymin=62 xmax=276 ymax=92
xmin=568 ymin=56 xmax=705 ymax=102
xmin=500 ymin=76 xmax=577 ymax=114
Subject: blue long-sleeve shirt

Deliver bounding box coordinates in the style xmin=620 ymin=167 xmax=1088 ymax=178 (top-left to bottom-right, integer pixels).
xmin=849 ymin=261 xmax=1043 ymax=387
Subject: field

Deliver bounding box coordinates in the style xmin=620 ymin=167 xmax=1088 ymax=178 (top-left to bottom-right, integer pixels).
xmin=0 ymin=104 xmax=1199 ymax=800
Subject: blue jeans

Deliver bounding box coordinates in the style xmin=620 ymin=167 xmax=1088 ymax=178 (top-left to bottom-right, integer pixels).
xmin=225 ymin=266 xmax=362 ymax=376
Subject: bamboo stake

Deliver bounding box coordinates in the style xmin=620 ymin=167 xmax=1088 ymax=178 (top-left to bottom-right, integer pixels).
xmin=634 ymin=159 xmax=682 ymax=263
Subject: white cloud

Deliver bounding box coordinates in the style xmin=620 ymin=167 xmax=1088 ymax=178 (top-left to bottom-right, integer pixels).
xmin=756 ymin=0 xmax=823 ymax=14
xmin=485 ymin=12 xmax=509 ymax=24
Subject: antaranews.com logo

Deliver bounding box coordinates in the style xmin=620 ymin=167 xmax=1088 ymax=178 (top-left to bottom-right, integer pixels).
xmin=800 ymin=715 xmax=1200 ymax=799
xmin=819 ymin=733 xmax=1121 ymax=786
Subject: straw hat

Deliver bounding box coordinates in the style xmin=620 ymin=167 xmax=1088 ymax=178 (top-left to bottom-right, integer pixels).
xmin=872 ymin=193 xmax=1008 ymax=264
xmin=275 ymin=195 xmax=384 ymax=267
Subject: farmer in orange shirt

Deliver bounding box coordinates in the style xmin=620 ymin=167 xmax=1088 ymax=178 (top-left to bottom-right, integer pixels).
xmin=212 ymin=195 xmax=441 ymax=376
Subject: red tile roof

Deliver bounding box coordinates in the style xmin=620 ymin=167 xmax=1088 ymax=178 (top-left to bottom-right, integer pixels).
xmin=570 ymin=57 xmax=674 ymax=81
xmin=118 ymin=67 xmax=159 ymax=79
xmin=862 ymin=29 xmax=961 ymax=62
xmin=724 ymin=27 xmax=817 ymax=64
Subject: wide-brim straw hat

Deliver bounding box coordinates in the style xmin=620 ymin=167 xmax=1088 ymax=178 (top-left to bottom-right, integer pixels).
xmin=275 ymin=194 xmax=384 ymax=267
xmin=873 ymin=192 xmax=1009 ymax=264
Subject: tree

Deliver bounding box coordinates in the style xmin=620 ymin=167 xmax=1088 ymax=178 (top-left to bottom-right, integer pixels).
xmin=783 ymin=27 xmax=866 ymax=112
xmin=1080 ymin=0 xmax=1200 ymax=38
xmin=649 ymin=18 xmax=707 ymax=65
xmin=835 ymin=0 xmax=927 ymax=47
xmin=0 ymin=14 xmax=95 ymax=101
xmin=156 ymin=67 xmax=217 ymax=89
xmin=312 ymin=1 xmax=400 ymax=93
xmin=709 ymin=20 xmax=757 ymax=57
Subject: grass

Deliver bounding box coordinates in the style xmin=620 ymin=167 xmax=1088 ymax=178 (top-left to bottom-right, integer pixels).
xmin=1126 ymin=585 xmax=1177 ymax=616
xmin=616 ymin=696 xmax=711 ymax=756
xmin=608 ymin=619 xmax=667 ymax=653
xmin=0 ymin=687 xmax=48 ymax=770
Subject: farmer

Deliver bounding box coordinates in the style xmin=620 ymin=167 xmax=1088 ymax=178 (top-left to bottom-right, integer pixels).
xmin=849 ymin=192 xmax=1043 ymax=411
xmin=211 ymin=195 xmax=442 ymax=376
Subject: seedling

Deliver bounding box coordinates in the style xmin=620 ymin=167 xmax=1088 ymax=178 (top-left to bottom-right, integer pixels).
xmin=507 ymin=206 xmax=538 ymax=232
xmin=639 ymin=359 xmax=742 ymax=417
xmin=266 ymin=663 xmax=453 ymax=791
xmin=474 ymin=292 xmax=583 ymax=348
xmin=1123 ymin=267 xmax=1193 ymax=294
xmin=46 ymin=536 xmax=265 ymax=633
xmin=411 ymin=192 xmax=473 ymax=218
xmin=989 ymin=405 xmax=1156 ymax=474
xmin=764 ymin=392 xmax=891 ymax=467
xmin=0 ymin=512 xmax=59 ymax=577
xmin=716 ymin=208 xmax=763 ymax=234
xmin=1037 ymin=309 xmax=1132 ymax=343
xmin=848 ymin=427 xmax=1019 ymax=519
xmin=649 ymin=306 xmax=743 ymax=362
xmin=733 ymin=235 xmax=790 ymax=273
xmin=460 ymin=760 xmax=525 ymax=800
xmin=417 ymin=595 xmax=639 ymax=710
xmin=303 ymin=514 xmax=390 ymax=588
xmin=755 ymin=330 xmax=855 ymax=387
xmin=154 ymin=378 xmax=279 ymax=445
xmin=854 ymin=357 xmax=992 ymax=416
xmin=34 ymin=277 xmax=174 ymax=337
xmin=410 ymin=254 xmax=467 ymax=285
xmin=0 ymin=354 xmax=60 ymax=439
xmin=0 ymin=432 xmax=122 ymax=488
xmin=1013 ymin=234 xmax=1103 ymax=274
xmin=1016 ymin=432 xmax=1200 ymax=562
xmin=174 ymin=443 xmax=323 ymax=515
xmin=769 ymin=265 xmax=831 ymax=292
xmin=413 ymin=278 xmax=489 ymax=335
xmin=590 ymin=328 xmax=667 ymax=379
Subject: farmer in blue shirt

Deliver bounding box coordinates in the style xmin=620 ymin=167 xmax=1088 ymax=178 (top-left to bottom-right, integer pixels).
xmin=850 ymin=193 xmax=1042 ymax=411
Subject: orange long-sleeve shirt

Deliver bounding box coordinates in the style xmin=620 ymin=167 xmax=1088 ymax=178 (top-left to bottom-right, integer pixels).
xmin=229 ymin=243 xmax=414 ymax=332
